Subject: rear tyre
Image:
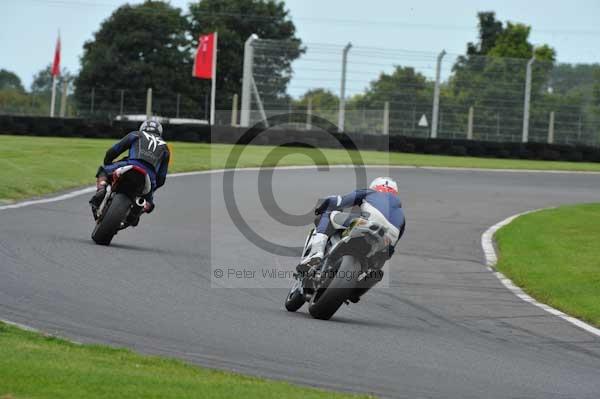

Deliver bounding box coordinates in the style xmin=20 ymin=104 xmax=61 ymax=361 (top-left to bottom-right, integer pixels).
xmin=91 ymin=193 xmax=131 ymax=246
xmin=308 ymin=255 xmax=361 ymax=320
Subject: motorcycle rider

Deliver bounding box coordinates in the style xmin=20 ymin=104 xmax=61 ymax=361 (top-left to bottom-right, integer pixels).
xmin=89 ymin=120 xmax=170 ymax=225
xmin=298 ymin=177 xmax=405 ymax=272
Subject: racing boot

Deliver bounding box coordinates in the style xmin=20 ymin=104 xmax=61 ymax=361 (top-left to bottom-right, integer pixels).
xmin=127 ymin=201 xmax=153 ymax=227
xmin=296 ymin=233 xmax=328 ymax=274
xmin=89 ymin=178 xmax=108 ymax=219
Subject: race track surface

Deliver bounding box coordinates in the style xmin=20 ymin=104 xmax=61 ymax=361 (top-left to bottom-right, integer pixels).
xmin=1 ymin=167 xmax=600 ymax=398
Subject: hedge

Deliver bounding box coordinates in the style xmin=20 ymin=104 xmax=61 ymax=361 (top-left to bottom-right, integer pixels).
xmin=1 ymin=114 xmax=599 ymax=163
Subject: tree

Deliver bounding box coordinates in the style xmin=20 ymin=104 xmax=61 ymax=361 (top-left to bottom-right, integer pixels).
xmin=188 ymin=0 xmax=304 ymax=109
xmin=31 ymin=64 xmax=75 ymax=94
xmin=549 ymin=64 xmax=600 ymax=97
xmin=294 ymin=88 xmax=338 ymax=110
xmin=350 ymin=66 xmax=430 ymax=109
xmin=346 ymin=66 xmax=432 ymax=135
xmin=466 ymin=11 xmax=503 ymax=56
xmin=292 ymin=88 xmax=339 ymax=124
xmin=0 ymin=69 xmax=24 ymax=92
xmin=74 ymin=1 xmax=191 ymax=117
xmin=447 ymin=12 xmax=556 ymax=140
xmin=0 ymin=70 xmax=30 ymax=114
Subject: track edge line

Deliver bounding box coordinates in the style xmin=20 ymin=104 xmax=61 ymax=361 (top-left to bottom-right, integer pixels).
xmin=481 ymin=209 xmax=600 ymax=338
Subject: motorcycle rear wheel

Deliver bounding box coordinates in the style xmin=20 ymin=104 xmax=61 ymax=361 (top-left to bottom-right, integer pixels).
xmin=308 ymin=255 xmax=361 ymax=320
xmin=91 ymin=193 xmax=131 ymax=246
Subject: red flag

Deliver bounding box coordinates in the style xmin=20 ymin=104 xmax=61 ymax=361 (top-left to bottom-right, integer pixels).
xmin=51 ymin=35 xmax=61 ymax=77
xmin=193 ymin=33 xmax=215 ymax=79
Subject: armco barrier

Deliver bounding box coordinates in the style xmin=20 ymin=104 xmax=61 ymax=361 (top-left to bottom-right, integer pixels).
xmin=1 ymin=115 xmax=599 ymax=163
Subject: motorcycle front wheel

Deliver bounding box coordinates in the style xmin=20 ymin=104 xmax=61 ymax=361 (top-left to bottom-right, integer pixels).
xmin=285 ymin=279 xmax=305 ymax=312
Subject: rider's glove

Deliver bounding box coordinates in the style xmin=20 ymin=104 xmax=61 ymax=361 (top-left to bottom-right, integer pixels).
xmin=387 ymin=245 xmax=395 ymax=258
xmin=314 ymin=197 xmax=331 ymax=215
xmin=144 ymin=201 xmax=155 ymax=214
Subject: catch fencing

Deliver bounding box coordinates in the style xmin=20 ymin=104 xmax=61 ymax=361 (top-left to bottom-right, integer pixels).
xmin=243 ymin=39 xmax=600 ymax=146
xmin=0 ymin=84 xmax=212 ymax=124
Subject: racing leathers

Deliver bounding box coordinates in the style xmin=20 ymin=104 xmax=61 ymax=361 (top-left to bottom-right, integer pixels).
xmin=89 ymin=130 xmax=170 ymax=220
xmin=299 ymin=189 xmax=406 ymax=270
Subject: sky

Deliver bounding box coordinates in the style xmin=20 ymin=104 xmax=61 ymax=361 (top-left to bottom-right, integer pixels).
xmin=2 ymin=0 xmax=600 ymax=94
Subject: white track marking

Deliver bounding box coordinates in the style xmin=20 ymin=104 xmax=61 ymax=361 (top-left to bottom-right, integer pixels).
xmin=0 ymin=318 xmax=41 ymax=333
xmin=482 ymin=210 xmax=600 ymax=338
xmin=0 ymin=187 xmax=97 ymax=211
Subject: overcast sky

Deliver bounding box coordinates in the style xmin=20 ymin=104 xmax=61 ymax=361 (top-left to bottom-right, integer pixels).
xmin=2 ymin=0 xmax=600 ymax=91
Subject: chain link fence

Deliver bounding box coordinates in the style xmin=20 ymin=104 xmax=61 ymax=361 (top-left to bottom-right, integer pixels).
xmin=0 ymin=83 xmax=212 ymax=123
xmin=247 ymin=40 xmax=600 ymax=146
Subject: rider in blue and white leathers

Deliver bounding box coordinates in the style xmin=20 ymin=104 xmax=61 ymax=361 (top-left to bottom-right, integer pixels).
xmin=299 ymin=177 xmax=406 ymax=270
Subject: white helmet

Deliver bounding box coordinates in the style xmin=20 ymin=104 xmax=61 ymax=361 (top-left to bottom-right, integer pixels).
xmin=369 ymin=177 xmax=398 ymax=195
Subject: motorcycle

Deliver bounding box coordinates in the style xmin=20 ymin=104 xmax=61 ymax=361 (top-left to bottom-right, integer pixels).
xmin=285 ymin=210 xmax=392 ymax=320
xmin=91 ymin=164 xmax=151 ymax=246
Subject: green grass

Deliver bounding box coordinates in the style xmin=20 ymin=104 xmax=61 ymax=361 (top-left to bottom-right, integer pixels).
xmin=495 ymin=204 xmax=600 ymax=327
xmin=0 ymin=322 xmax=371 ymax=399
xmin=2 ymin=134 xmax=600 ymax=203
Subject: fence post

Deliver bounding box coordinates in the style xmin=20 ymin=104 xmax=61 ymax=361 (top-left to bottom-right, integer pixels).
xmin=204 ymin=94 xmax=209 ymax=121
xmin=382 ymin=101 xmax=390 ymax=135
xmin=496 ymin=112 xmax=500 ymax=137
xmin=59 ymin=80 xmax=68 ymax=118
xmin=522 ymin=56 xmax=535 ymax=143
xmin=176 ymin=93 xmax=181 ymax=119
xmin=50 ymin=76 xmax=57 ymax=117
xmin=119 ymin=89 xmax=125 ymax=119
xmin=467 ymin=106 xmax=474 ymax=140
xmin=431 ymin=49 xmax=446 ymax=138
xmin=337 ymin=42 xmax=352 ymax=133
xmin=90 ymin=87 xmax=95 ymax=114
xmin=146 ymin=88 xmax=152 ymax=119
xmin=231 ymin=93 xmax=238 ymax=127
xmin=240 ymin=34 xmax=259 ymax=127
xmin=548 ymin=111 xmax=555 ymax=144
xmin=306 ymin=97 xmax=312 ymax=130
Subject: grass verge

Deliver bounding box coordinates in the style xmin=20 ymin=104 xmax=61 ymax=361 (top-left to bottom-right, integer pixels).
xmin=0 ymin=322 xmax=370 ymax=399
xmin=495 ymin=204 xmax=600 ymax=327
xmin=2 ymin=134 xmax=600 ymax=203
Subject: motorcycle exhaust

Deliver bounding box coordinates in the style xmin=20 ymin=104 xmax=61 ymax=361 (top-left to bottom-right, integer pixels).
xmin=351 ymin=269 xmax=385 ymax=303
xmin=96 ymin=185 xmax=112 ymax=217
xmin=135 ymin=198 xmax=146 ymax=208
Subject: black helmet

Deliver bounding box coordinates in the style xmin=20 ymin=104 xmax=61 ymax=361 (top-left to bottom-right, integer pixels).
xmin=139 ymin=120 xmax=163 ymax=136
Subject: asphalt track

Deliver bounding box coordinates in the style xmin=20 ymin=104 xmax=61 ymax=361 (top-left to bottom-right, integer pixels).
xmin=1 ymin=166 xmax=600 ymax=398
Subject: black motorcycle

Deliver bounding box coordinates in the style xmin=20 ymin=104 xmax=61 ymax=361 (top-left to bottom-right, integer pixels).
xmin=91 ymin=165 xmax=150 ymax=246
xmin=285 ymin=211 xmax=392 ymax=320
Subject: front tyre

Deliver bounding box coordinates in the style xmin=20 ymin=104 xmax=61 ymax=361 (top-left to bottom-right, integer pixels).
xmin=285 ymin=279 xmax=305 ymax=312
xmin=308 ymin=255 xmax=361 ymax=320
xmin=91 ymin=193 xmax=131 ymax=246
